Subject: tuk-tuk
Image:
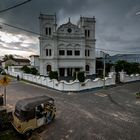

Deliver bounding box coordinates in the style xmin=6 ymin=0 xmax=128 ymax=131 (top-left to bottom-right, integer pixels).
xmin=12 ymin=96 xmax=56 ymax=136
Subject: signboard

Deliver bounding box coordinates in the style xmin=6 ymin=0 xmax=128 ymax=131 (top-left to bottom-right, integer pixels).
xmin=0 ymin=76 xmax=10 ymax=86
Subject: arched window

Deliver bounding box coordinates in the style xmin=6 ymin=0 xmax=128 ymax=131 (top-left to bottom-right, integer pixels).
xmin=86 ymin=65 xmax=90 ymax=72
xmin=46 ymin=49 xmax=52 ymax=56
xmin=47 ymin=65 xmax=51 ymax=73
xmin=46 ymin=27 xmax=51 ymax=35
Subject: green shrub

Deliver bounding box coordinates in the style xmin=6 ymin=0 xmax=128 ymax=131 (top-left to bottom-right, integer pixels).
xmin=115 ymin=60 xmax=140 ymax=75
xmin=77 ymin=71 xmax=85 ymax=82
xmin=49 ymin=71 xmax=58 ymax=80
xmin=73 ymin=71 xmax=85 ymax=82
xmin=21 ymin=65 xmax=31 ymax=74
xmin=30 ymin=67 xmax=38 ymax=75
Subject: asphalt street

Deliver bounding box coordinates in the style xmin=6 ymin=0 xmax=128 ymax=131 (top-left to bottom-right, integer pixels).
xmin=1 ymin=77 xmax=140 ymax=140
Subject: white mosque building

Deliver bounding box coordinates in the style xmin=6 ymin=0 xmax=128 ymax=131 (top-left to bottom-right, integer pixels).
xmin=39 ymin=13 xmax=96 ymax=77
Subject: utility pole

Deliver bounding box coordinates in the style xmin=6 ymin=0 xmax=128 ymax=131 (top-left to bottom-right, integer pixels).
xmin=4 ymin=86 xmax=6 ymax=106
xmin=103 ymin=52 xmax=106 ymax=88
xmin=100 ymin=51 xmax=106 ymax=88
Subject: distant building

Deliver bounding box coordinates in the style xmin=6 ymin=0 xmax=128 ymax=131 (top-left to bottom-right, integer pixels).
xmin=29 ymin=55 xmax=39 ymax=70
xmin=108 ymin=54 xmax=140 ymax=64
xmin=39 ymin=14 xmax=96 ymax=77
xmin=2 ymin=58 xmax=30 ymax=68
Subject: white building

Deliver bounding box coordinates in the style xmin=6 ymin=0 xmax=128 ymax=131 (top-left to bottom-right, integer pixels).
xmin=39 ymin=14 xmax=96 ymax=77
xmin=1 ymin=58 xmax=30 ymax=68
xmin=29 ymin=55 xmax=40 ymax=71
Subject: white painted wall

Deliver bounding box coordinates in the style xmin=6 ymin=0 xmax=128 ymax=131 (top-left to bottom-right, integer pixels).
xmin=8 ymin=67 xmax=116 ymax=92
xmin=30 ymin=56 xmax=39 ymax=70
xmin=119 ymin=71 xmax=140 ymax=83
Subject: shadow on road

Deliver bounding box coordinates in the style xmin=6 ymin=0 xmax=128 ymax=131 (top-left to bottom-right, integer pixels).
xmin=107 ymin=94 xmax=124 ymax=108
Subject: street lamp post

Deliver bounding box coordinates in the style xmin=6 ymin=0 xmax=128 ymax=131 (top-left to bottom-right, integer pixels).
xmin=4 ymin=86 xmax=6 ymax=106
xmin=100 ymin=51 xmax=106 ymax=88
xmin=103 ymin=52 xmax=106 ymax=88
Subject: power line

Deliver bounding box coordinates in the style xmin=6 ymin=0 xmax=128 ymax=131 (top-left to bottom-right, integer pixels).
xmin=0 ymin=21 xmax=40 ymax=35
xmin=96 ymin=48 xmax=133 ymax=53
xmin=96 ymin=48 xmax=140 ymax=54
xmin=0 ymin=21 xmax=140 ymax=54
xmin=0 ymin=0 xmax=32 ymax=13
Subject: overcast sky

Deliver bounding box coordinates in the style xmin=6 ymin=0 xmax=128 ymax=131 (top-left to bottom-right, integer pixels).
xmin=0 ymin=0 xmax=140 ymax=57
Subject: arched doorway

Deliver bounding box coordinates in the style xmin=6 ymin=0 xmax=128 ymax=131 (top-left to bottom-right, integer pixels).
xmin=86 ymin=65 xmax=90 ymax=72
xmin=47 ymin=65 xmax=51 ymax=74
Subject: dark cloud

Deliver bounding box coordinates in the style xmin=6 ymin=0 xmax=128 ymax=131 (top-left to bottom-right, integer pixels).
xmin=0 ymin=0 xmax=140 ymax=56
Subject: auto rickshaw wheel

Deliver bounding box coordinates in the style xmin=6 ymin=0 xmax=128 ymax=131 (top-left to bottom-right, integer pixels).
xmin=52 ymin=114 xmax=55 ymax=121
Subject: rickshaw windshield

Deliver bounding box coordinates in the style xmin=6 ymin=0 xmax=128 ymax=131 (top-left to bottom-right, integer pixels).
xmin=14 ymin=107 xmax=35 ymax=121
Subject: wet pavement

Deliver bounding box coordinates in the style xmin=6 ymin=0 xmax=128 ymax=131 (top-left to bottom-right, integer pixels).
xmin=1 ymin=77 xmax=140 ymax=140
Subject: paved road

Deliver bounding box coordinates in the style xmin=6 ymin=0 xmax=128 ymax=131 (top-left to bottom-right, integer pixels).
xmin=1 ymin=77 xmax=140 ymax=140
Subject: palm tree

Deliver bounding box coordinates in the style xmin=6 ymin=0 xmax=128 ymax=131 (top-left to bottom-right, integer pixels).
xmin=3 ymin=54 xmax=13 ymax=61
xmin=3 ymin=55 xmax=9 ymax=61
xmin=9 ymin=54 xmax=13 ymax=59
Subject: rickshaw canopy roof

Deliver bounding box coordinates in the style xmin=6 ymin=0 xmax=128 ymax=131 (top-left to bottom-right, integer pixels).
xmin=15 ymin=96 xmax=54 ymax=111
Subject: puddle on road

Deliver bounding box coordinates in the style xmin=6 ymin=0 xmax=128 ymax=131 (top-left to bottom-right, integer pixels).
xmin=135 ymin=100 xmax=140 ymax=105
xmin=109 ymin=112 xmax=135 ymax=123
xmin=95 ymin=92 xmax=107 ymax=97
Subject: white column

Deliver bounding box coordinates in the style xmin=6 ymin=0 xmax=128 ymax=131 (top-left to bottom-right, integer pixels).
xmin=119 ymin=70 xmax=126 ymax=83
xmin=58 ymin=68 xmax=60 ymax=77
xmin=72 ymin=68 xmax=74 ymax=76
xmin=64 ymin=68 xmax=67 ymax=77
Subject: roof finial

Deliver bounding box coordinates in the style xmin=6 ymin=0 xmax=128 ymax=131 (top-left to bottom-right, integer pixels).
xmin=68 ymin=17 xmax=71 ymax=22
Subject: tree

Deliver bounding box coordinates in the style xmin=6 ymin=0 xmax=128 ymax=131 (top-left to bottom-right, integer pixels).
xmin=73 ymin=71 xmax=86 ymax=82
xmin=3 ymin=55 xmax=8 ymax=61
xmin=30 ymin=67 xmax=38 ymax=75
xmin=49 ymin=71 xmax=58 ymax=80
xmin=129 ymin=62 xmax=140 ymax=74
xmin=115 ymin=60 xmax=129 ymax=73
xmin=77 ymin=71 xmax=85 ymax=82
xmin=115 ymin=60 xmax=140 ymax=74
xmin=3 ymin=54 xmax=13 ymax=61
xmin=8 ymin=54 xmax=13 ymax=59
xmin=21 ymin=65 xmax=31 ymax=74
